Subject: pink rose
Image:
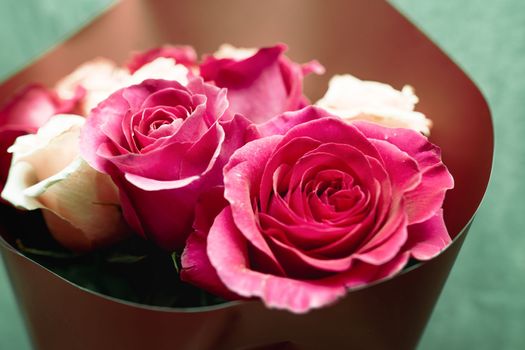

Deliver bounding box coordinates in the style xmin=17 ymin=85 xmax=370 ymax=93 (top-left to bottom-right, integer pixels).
xmin=200 ymin=44 xmax=324 ymax=123
xmin=0 ymin=84 xmax=81 ymax=194
xmin=182 ymin=108 xmax=454 ymax=313
xmin=80 ymin=78 xmax=251 ymax=251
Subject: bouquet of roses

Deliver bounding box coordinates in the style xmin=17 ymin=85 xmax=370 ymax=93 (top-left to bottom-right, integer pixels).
xmin=0 ymin=43 xmax=453 ymax=313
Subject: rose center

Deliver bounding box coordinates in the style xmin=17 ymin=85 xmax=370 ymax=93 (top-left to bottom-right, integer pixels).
xmin=310 ymin=174 xmax=365 ymax=214
xmin=142 ymin=107 xmax=190 ymax=138
xmin=316 ymin=178 xmax=343 ymax=197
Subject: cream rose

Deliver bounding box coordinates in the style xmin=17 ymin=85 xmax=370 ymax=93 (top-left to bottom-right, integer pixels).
xmin=316 ymin=74 xmax=432 ymax=135
xmin=1 ymin=114 xmax=129 ymax=252
xmin=55 ymin=57 xmax=190 ymax=115
xmin=212 ymin=44 xmax=257 ymax=60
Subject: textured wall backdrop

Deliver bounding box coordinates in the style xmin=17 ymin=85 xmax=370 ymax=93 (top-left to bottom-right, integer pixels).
xmin=1 ymin=1 xmax=524 ymax=349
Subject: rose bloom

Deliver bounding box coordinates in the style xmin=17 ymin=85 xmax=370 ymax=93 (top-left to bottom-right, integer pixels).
xmin=316 ymin=74 xmax=432 ymax=135
xmin=1 ymin=114 xmax=129 ymax=252
xmin=80 ymin=78 xmax=252 ymax=251
xmin=182 ymin=108 xmax=453 ymax=313
xmin=200 ymin=43 xmax=324 ymax=123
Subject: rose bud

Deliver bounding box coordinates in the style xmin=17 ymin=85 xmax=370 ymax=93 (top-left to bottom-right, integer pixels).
xmin=1 ymin=114 xmax=129 ymax=252
xmin=316 ymin=74 xmax=432 ymax=135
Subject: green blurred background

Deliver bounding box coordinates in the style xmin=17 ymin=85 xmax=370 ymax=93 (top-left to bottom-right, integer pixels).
xmin=0 ymin=0 xmax=524 ymax=349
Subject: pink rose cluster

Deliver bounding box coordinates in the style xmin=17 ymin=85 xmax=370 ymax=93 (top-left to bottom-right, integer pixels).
xmin=0 ymin=44 xmax=453 ymax=312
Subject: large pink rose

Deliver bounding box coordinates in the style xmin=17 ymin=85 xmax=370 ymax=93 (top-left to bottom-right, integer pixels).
xmin=0 ymin=84 xmax=81 ymax=193
xmin=80 ymin=78 xmax=251 ymax=251
xmin=181 ymin=108 xmax=454 ymax=313
xmin=199 ymin=44 xmax=324 ymax=123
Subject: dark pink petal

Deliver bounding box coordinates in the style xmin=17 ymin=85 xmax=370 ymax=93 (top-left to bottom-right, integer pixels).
xmin=208 ymin=207 xmax=347 ymax=313
xmin=98 ymin=141 xmax=193 ymax=181
xmin=278 ymin=118 xmax=381 ymax=161
xmin=210 ymin=114 xmax=254 ymax=177
xmin=336 ymin=252 xmax=411 ymax=289
xmin=258 ymin=212 xmax=353 ymax=251
xmin=278 ymin=57 xmax=324 ymax=111
xmin=140 ymin=87 xmax=192 ymax=109
xmin=354 ymin=121 xmax=454 ymax=224
xmin=186 ymin=78 xmax=229 ymax=124
xmin=404 ymin=163 xmax=454 ymax=224
xmin=117 ymin=179 xmax=201 ymax=250
xmin=180 ymin=187 xmax=240 ymax=299
xmin=265 ymin=234 xmax=354 ymax=277
xmin=201 ymin=44 xmax=284 ymax=88
xmin=81 ymin=85 xmax=149 ymax=171
xmin=404 ymin=209 xmax=451 ymax=260
xmin=259 ymin=136 xmax=321 ymax=212
xmin=180 ymin=123 xmax=224 ymax=179
xmin=248 ymin=106 xmax=332 ymax=140
xmin=223 ymin=135 xmax=286 ymax=274
xmin=286 ymin=143 xmax=379 ymax=199
xmin=353 ymin=210 xmax=408 ymax=265
xmin=201 ymin=44 xmax=322 ymax=123
xmin=126 ymin=45 xmax=198 ymax=73
xmin=115 ymin=174 xmax=146 ymax=239
xmin=368 ymin=139 xmax=421 ymax=193
xmin=181 ymin=227 xmax=241 ymax=300
xmin=305 ymin=206 xmax=377 ymax=257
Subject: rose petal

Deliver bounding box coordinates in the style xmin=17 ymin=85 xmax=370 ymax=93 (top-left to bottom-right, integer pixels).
xmin=249 ymin=106 xmax=332 ymax=140
xmin=368 ymin=138 xmax=421 ymax=193
xmin=116 ymin=180 xmax=198 ymax=249
xmin=355 ymin=121 xmax=454 ymax=224
xmin=180 ymin=186 xmax=239 ymax=299
xmin=404 ymin=209 xmax=451 ymax=260
xmin=208 ymin=207 xmax=347 ymax=313
xmin=224 ymin=135 xmax=286 ymax=274
xmin=201 ymin=44 xmax=322 ymax=123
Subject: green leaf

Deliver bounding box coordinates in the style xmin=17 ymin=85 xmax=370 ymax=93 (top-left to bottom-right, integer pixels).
xmin=15 ymin=239 xmax=79 ymax=259
xmin=105 ymin=254 xmax=147 ymax=264
xmin=171 ymin=251 xmax=180 ymax=274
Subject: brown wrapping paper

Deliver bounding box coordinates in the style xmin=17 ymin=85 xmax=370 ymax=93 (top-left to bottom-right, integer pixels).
xmin=0 ymin=1 xmax=493 ymax=349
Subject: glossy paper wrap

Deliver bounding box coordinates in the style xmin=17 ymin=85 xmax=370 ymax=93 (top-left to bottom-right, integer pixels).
xmin=0 ymin=0 xmax=493 ymax=349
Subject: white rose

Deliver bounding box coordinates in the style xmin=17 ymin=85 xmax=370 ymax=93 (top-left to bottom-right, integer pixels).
xmin=55 ymin=57 xmax=189 ymax=115
xmin=1 ymin=114 xmax=129 ymax=252
xmin=213 ymin=44 xmax=257 ymax=60
xmin=316 ymin=74 xmax=432 ymax=135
